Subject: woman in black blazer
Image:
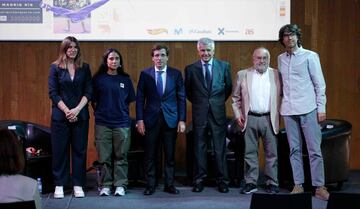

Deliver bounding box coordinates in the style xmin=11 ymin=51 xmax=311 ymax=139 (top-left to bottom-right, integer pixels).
xmin=48 ymin=36 xmax=92 ymax=199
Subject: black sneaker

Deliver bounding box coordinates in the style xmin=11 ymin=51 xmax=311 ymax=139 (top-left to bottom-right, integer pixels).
xmin=241 ymin=183 xmax=258 ymax=194
xmin=265 ymin=184 xmax=280 ymax=194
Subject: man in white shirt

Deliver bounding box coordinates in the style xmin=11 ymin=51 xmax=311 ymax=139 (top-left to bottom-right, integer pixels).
xmin=232 ymin=47 xmax=281 ymax=194
xmin=278 ymin=24 xmax=329 ymax=201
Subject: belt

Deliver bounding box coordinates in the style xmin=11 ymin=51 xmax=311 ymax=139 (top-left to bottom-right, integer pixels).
xmin=248 ymin=111 xmax=270 ymax=117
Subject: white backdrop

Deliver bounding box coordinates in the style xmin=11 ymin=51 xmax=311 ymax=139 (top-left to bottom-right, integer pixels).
xmin=0 ymin=0 xmax=290 ymax=41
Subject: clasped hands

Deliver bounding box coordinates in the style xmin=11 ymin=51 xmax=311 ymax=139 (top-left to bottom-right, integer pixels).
xmin=64 ymin=107 xmax=80 ymax=123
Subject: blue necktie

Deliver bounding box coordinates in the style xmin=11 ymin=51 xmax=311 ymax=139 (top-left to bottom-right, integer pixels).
xmin=204 ymin=63 xmax=212 ymax=90
xmin=156 ymin=70 xmax=164 ymax=97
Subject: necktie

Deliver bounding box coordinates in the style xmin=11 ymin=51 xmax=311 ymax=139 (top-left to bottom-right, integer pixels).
xmin=156 ymin=70 xmax=164 ymax=97
xmin=204 ymin=63 xmax=212 ymax=90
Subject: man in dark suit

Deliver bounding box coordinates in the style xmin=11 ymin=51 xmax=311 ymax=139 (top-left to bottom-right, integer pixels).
xmin=185 ymin=37 xmax=232 ymax=193
xmin=136 ymin=44 xmax=186 ymax=195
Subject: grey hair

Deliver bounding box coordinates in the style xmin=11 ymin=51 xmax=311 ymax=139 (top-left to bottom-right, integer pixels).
xmin=197 ymin=37 xmax=215 ymax=50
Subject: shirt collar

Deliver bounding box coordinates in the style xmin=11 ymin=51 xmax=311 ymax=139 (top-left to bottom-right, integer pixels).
xmin=155 ymin=65 xmax=167 ymax=72
xmin=201 ymin=58 xmax=213 ymax=67
xmin=287 ymin=46 xmax=303 ymax=56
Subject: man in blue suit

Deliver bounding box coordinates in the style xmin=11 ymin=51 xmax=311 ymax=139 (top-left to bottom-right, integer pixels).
xmin=136 ymin=44 xmax=186 ymax=195
xmin=185 ymin=37 xmax=232 ymax=193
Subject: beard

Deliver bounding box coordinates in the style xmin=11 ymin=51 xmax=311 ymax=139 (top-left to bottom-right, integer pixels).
xmin=256 ymin=66 xmax=267 ymax=74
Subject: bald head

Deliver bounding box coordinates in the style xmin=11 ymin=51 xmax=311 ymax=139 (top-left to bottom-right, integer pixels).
xmin=252 ymin=47 xmax=270 ymax=73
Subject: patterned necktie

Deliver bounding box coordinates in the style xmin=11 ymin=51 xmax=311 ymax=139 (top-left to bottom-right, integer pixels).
xmin=156 ymin=70 xmax=164 ymax=97
xmin=204 ymin=63 xmax=212 ymax=90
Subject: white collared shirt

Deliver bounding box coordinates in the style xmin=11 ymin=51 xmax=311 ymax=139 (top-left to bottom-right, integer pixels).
xmin=155 ymin=65 xmax=167 ymax=93
xmin=249 ymin=68 xmax=271 ymax=113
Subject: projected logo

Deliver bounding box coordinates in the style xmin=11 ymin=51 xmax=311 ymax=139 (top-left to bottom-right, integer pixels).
xmin=147 ymin=28 xmax=168 ymax=35
xmin=218 ymin=27 xmax=225 ymax=35
xmin=245 ymin=28 xmax=254 ymax=36
xmin=217 ymin=27 xmax=241 ymax=36
xmin=41 ymin=0 xmax=109 ymax=34
xmin=174 ymin=28 xmax=183 ymax=35
xmin=189 ymin=28 xmax=211 ymax=34
xmin=0 ymin=1 xmax=43 ymax=23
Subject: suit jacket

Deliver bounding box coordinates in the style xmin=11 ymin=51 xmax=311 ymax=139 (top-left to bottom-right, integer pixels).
xmin=136 ymin=66 xmax=186 ymax=129
xmin=231 ymin=67 xmax=281 ymax=134
xmin=185 ymin=59 xmax=232 ymax=126
xmin=48 ymin=63 xmax=93 ymax=121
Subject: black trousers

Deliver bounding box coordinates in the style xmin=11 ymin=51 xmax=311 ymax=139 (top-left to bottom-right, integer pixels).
xmin=144 ymin=112 xmax=177 ymax=188
xmin=193 ymin=112 xmax=229 ymax=185
xmin=51 ymin=119 xmax=89 ymax=186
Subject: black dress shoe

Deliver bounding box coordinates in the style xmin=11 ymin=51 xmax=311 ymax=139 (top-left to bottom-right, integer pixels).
xmin=192 ymin=182 xmax=204 ymax=192
xmin=265 ymin=184 xmax=279 ymax=194
xmin=218 ymin=182 xmax=229 ymax=193
xmin=143 ymin=187 xmax=155 ymax=195
xmin=164 ymin=185 xmax=180 ymax=194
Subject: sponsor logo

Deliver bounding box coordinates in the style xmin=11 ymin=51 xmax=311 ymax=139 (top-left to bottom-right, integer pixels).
xmin=245 ymin=28 xmax=254 ymax=35
xmin=189 ymin=29 xmax=211 ymax=34
xmin=217 ymin=28 xmax=240 ymax=35
xmin=147 ymin=28 xmax=168 ymax=35
xmin=218 ymin=27 xmax=225 ymax=35
xmin=174 ymin=28 xmax=183 ymax=35
xmin=225 ymin=30 xmax=240 ymax=33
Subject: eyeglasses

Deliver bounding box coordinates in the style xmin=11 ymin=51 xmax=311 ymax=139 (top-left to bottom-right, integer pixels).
xmin=283 ymin=32 xmax=296 ymax=38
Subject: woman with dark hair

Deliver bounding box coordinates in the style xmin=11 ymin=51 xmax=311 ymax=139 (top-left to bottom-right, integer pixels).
xmin=0 ymin=129 xmax=41 ymax=208
xmin=92 ymin=48 xmax=135 ymax=196
xmin=48 ymin=36 xmax=92 ymax=198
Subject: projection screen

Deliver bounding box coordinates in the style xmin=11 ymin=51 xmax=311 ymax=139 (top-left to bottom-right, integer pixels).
xmin=0 ymin=0 xmax=290 ymax=41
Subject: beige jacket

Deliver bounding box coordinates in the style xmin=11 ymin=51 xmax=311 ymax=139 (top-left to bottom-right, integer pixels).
xmin=231 ymin=67 xmax=281 ymax=134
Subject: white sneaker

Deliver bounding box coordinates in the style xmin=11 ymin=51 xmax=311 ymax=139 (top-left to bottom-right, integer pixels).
xmin=114 ymin=187 xmax=125 ymax=196
xmin=54 ymin=186 xmax=64 ymax=199
xmin=73 ymin=186 xmax=85 ymax=198
xmin=99 ymin=187 xmax=111 ymax=196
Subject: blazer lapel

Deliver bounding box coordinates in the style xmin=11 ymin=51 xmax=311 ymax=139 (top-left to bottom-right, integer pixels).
xmin=210 ymin=59 xmax=224 ymax=92
xmin=163 ymin=68 xmax=172 ymax=96
xmin=246 ymin=68 xmax=253 ymax=100
xmin=147 ymin=67 xmax=159 ymax=97
xmin=211 ymin=60 xmax=219 ymax=91
xmin=194 ymin=61 xmax=207 ymax=89
xmin=149 ymin=67 xmax=156 ymax=82
xmin=269 ymin=69 xmax=276 ymax=110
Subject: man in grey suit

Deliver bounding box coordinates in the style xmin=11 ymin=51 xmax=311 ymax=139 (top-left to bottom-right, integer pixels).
xmin=185 ymin=37 xmax=232 ymax=193
xmin=232 ymin=47 xmax=281 ymax=194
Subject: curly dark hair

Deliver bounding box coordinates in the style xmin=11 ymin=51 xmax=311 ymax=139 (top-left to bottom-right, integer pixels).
xmin=278 ymin=24 xmax=302 ymax=47
xmin=0 ymin=128 xmax=24 ymax=175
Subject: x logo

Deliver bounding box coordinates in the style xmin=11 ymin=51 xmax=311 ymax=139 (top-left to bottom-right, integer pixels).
xmin=218 ymin=28 xmax=225 ymax=35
